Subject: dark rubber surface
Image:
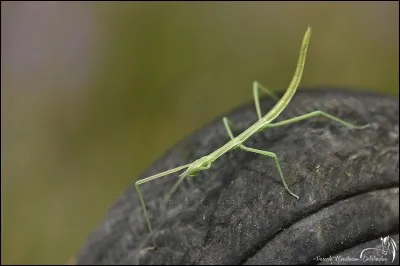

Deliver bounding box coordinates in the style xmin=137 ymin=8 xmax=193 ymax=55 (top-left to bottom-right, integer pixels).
xmin=75 ymin=88 xmax=399 ymax=265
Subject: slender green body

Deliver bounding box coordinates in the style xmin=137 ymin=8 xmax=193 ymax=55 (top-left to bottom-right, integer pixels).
xmin=134 ymin=26 xmax=370 ymax=245
xmin=197 ymin=27 xmax=311 ymax=165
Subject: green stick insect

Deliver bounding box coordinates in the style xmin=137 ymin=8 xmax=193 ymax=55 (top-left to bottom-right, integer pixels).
xmin=134 ymin=26 xmax=370 ymax=243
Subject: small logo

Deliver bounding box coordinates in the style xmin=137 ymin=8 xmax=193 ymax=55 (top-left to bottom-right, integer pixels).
xmin=359 ymin=236 xmax=398 ymax=263
xmin=314 ymin=235 xmax=398 ymax=264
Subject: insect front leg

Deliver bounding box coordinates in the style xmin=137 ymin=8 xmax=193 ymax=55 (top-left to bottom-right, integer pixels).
xmin=164 ymin=161 xmax=212 ymax=203
xmin=134 ymin=163 xmax=190 ymax=244
xmin=164 ymin=175 xmax=187 ymax=203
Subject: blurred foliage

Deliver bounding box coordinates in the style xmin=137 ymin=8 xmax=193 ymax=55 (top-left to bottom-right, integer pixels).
xmin=1 ymin=2 xmax=398 ymax=264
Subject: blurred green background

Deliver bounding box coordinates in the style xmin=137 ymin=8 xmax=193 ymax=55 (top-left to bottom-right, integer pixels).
xmin=1 ymin=2 xmax=398 ymax=264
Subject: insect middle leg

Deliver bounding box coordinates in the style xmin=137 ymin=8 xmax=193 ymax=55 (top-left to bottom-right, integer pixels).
xmin=222 ymin=117 xmax=298 ymax=198
xmin=239 ymin=145 xmax=300 ymax=199
xmin=223 ymin=117 xmax=237 ymax=140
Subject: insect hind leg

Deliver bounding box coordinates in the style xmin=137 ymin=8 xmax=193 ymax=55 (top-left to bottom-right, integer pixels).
xmin=253 ymin=81 xmax=280 ymax=120
xmin=264 ymin=110 xmax=370 ymax=130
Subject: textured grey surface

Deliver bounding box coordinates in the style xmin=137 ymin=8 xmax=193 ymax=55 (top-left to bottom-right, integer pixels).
xmin=75 ymin=88 xmax=399 ymax=265
xmin=317 ymin=234 xmax=399 ymax=265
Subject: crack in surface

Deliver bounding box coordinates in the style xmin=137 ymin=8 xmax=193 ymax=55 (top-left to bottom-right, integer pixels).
xmin=239 ymin=185 xmax=399 ymax=265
